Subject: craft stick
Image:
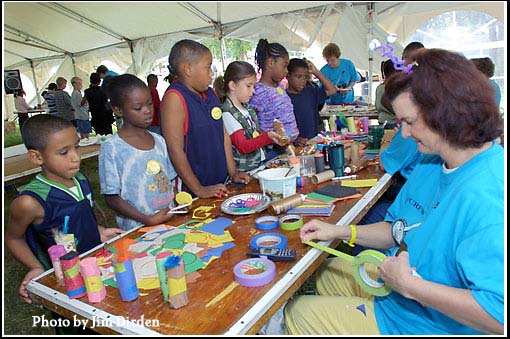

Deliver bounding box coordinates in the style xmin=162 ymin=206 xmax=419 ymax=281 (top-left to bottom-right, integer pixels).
xmin=170 ymin=203 xmax=191 ymax=211
xmin=166 ymin=210 xmax=189 ymax=214
xmin=332 ymin=175 xmax=357 ymax=181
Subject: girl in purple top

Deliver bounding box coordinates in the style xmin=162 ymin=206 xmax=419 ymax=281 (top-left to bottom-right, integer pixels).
xmin=249 ymin=39 xmax=297 ymax=159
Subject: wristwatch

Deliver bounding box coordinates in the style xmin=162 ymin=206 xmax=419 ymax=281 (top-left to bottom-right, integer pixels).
xmin=391 ymin=219 xmax=407 ymax=245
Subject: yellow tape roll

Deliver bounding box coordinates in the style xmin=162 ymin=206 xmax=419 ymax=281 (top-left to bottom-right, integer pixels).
xmin=279 ymin=214 xmax=304 ymax=231
xmin=351 ymin=249 xmax=392 ymax=296
xmin=304 ymin=242 xmax=392 ymax=296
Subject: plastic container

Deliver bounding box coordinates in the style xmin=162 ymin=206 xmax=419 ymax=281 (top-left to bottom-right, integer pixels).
xmin=257 ymin=168 xmax=297 ymax=200
xmin=298 ymin=155 xmax=316 ymax=176
xmin=288 ymin=157 xmax=301 ymax=176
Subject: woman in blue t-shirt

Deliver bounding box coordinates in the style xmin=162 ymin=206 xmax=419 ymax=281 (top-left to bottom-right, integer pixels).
xmin=285 ymin=48 xmax=504 ymax=335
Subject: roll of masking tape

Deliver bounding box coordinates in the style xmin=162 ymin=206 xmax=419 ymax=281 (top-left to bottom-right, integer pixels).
xmin=279 ymin=214 xmax=304 ymax=231
xmin=233 ymin=257 xmax=276 ymax=287
xmin=304 ymin=241 xmax=391 ymax=296
xmin=250 ymin=233 xmax=287 ymax=250
xmin=255 ymin=216 xmax=279 ymax=230
xmin=351 ymin=249 xmax=391 ymax=296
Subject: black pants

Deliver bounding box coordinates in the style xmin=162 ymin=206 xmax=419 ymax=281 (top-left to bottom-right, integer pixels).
xmin=18 ymin=113 xmax=29 ymax=131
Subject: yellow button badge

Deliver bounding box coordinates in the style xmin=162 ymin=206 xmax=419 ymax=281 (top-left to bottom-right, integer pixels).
xmin=146 ymin=160 xmax=161 ymax=174
xmin=211 ymin=107 xmax=222 ymax=120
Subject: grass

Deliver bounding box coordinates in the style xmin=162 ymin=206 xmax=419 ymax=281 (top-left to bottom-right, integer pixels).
xmin=4 ymin=125 xmax=23 ymax=148
xmin=3 ymin=150 xmax=117 ymax=334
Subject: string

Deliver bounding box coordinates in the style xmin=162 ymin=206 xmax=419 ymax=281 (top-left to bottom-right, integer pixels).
xmin=369 ymin=34 xmax=414 ymax=74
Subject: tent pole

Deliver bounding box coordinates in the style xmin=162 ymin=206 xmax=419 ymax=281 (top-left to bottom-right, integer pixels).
xmin=129 ymin=41 xmax=137 ymax=75
xmin=217 ymin=3 xmax=225 ymax=74
xmin=367 ymin=2 xmax=375 ymax=105
xmin=29 ymin=60 xmax=41 ymax=106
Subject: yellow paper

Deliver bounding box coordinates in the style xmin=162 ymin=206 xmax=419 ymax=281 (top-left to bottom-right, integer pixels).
xmin=341 ymin=179 xmax=378 ymax=187
xmin=186 ymin=232 xmax=209 ymax=243
xmin=84 ymin=276 xmax=104 ymax=292
xmin=136 ymin=277 xmax=161 ymax=290
xmin=169 ymin=277 xmax=187 ymax=296
xmin=210 ymin=231 xmax=234 ymax=243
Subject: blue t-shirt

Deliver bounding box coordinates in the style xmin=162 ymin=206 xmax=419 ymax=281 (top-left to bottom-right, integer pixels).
xmin=20 ymin=173 xmax=101 ymax=269
xmin=375 ymin=143 xmax=504 ymax=334
xmin=490 ymin=79 xmax=501 ymax=107
xmin=99 ymin=132 xmax=177 ymax=231
xmin=288 ymin=85 xmax=328 ymax=139
xmin=319 ymin=58 xmax=359 ymax=104
xmin=380 ymin=128 xmax=423 ymax=179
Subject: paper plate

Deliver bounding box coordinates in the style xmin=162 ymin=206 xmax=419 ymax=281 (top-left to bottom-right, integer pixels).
xmin=221 ymin=193 xmax=271 ymax=215
xmin=78 ymin=136 xmax=97 ymax=146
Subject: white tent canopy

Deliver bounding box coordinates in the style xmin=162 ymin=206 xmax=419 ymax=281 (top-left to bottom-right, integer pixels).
xmin=3 ymin=1 xmax=505 ymax=113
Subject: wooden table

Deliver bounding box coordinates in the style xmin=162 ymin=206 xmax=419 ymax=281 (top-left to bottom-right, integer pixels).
xmin=13 ymin=109 xmax=46 ymax=120
xmin=4 ymin=143 xmax=101 ymax=185
xmin=26 ymin=166 xmax=392 ymax=335
xmin=320 ymin=104 xmax=379 ymax=119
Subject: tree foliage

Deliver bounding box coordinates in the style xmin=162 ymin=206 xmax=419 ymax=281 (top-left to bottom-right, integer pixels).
xmin=202 ymin=38 xmax=254 ymax=61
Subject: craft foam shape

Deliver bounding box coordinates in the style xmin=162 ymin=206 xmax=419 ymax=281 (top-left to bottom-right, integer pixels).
xmin=199 ymin=217 xmax=233 ymax=235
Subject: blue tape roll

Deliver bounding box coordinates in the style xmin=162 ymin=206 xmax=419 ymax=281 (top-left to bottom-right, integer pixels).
xmin=250 ymin=233 xmax=287 ymax=250
xmin=255 ymin=216 xmax=279 ymax=230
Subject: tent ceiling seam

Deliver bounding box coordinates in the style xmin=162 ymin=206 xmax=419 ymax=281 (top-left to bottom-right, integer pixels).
xmin=39 ymin=2 xmax=128 ymax=42
xmin=4 ymin=49 xmax=30 ymax=61
xmin=5 ymin=37 xmax=64 ymax=54
xmin=178 ymin=2 xmax=216 ymax=25
xmin=5 ymin=24 xmax=69 ymax=54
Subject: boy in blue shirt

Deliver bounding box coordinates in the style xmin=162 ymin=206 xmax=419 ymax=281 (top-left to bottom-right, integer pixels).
xmin=6 ymin=114 xmax=123 ymax=334
xmin=6 ymin=115 xmax=123 ymax=304
xmin=286 ymin=58 xmax=337 ymax=143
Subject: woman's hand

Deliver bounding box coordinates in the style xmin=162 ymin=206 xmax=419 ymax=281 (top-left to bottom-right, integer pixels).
xmin=300 ymin=219 xmax=340 ymax=242
xmin=378 ymin=251 xmax=417 ymax=297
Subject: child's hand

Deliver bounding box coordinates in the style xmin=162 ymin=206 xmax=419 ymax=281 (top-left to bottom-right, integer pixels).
xmin=232 ymin=172 xmax=251 ymax=185
xmin=305 ymin=59 xmax=318 ymax=74
xmin=146 ymin=208 xmax=179 ymax=226
xmin=19 ymin=267 xmax=45 ymax=304
xmin=268 ymin=131 xmax=288 ymax=146
xmin=197 ymin=184 xmax=230 ymax=199
xmin=99 ymin=226 xmax=124 ymax=243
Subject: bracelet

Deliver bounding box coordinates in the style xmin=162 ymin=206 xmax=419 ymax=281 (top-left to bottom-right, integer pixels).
xmin=347 ymin=224 xmax=357 ymax=247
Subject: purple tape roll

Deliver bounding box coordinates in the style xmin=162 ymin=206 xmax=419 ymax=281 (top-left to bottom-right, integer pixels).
xmin=233 ymin=258 xmax=276 ymax=287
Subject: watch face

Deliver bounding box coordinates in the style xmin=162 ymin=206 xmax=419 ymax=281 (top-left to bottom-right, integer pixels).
xmin=392 ymin=219 xmax=407 ymax=245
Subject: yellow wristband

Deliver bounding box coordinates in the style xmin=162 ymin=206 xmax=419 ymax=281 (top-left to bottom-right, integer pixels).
xmin=347 ymin=224 xmax=357 ymax=247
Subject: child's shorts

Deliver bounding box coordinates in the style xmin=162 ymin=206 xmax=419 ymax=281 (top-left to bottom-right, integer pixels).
xmin=77 ymin=119 xmax=92 ymax=134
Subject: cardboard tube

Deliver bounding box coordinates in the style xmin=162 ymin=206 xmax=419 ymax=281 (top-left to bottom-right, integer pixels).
xmin=311 ymin=170 xmax=335 ymax=184
xmin=166 ymin=256 xmax=189 ymax=309
xmin=346 ymin=117 xmax=356 ymax=133
xmin=344 ymin=158 xmax=369 ymax=174
xmin=60 ymin=251 xmax=87 ymax=299
xmin=79 ymin=257 xmax=106 ymax=303
xmin=350 ymin=142 xmax=360 ymax=164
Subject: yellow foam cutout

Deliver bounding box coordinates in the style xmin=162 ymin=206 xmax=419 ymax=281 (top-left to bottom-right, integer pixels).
xmin=137 ymin=277 xmax=161 ymax=290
